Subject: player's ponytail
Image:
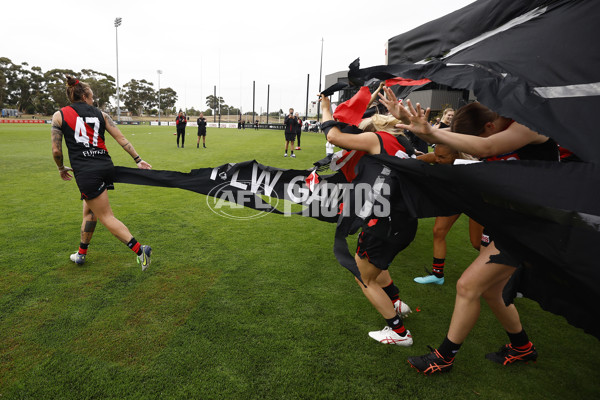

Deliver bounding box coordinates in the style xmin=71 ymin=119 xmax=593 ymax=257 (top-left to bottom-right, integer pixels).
xmin=359 ymin=114 xmax=405 ymax=136
xmin=65 ymin=75 xmax=91 ymax=103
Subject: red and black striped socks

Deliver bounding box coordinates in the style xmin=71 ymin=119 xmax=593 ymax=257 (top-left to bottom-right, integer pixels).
xmin=127 ymin=238 xmax=143 ymax=256
xmin=385 ymin=316 xmax=408 ymax=337
xmin=78 ymin=242 xmax=89 ymax=255
xmin=382 ymin=281 xmax=400 ymax=302
xmin=432 ymin=257 xmax=445 ymax=278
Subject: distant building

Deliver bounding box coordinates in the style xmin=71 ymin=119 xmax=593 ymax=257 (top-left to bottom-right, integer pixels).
xmin=307 ymin=100 xmax=319 ymax=117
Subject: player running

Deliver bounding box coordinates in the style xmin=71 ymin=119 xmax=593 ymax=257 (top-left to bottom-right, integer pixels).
xmin=51 ymin=75 xmax=153 ymax=270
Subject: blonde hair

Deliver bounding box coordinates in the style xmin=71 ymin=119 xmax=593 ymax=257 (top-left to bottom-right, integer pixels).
xmin=358 ymin=114 xmax=404 ymax=136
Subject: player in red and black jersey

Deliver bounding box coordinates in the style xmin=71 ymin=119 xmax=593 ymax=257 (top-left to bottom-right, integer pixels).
xmin=381 ymin=89 xmax=557 ymax=374
xmin=51 ymin=75 xmax=153 ymax=270
xmin=321 ymin=95 xmax=417 ymax=347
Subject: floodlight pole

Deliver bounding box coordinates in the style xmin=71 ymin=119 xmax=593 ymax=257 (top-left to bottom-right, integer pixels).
xmin=305 ymin=74 xmax=310 ymax=120
xmin=157 ymin=69 xmax=162 ymax=125
xmin=266 ymin=84 xmax=270 ymax=124
xmin=114 ymin=17 xmax=122 ymax=122
xmin=317 ymin=38 xmax=323 ymax=122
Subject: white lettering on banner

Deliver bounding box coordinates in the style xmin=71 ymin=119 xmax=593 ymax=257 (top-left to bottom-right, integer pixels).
xmin=357 ymin=167 xmax=391 ymax=219
xmin=209 ymin=167 xmax=219 ymax=180
xmin=250 ymin=164 xmax=282 ymax=197
xmin=229 ymin=170 xmax=248 ymax=190
xmin=209 ymin=164 xmax=236 ymax=182
xmin=205 ymin=164 xmax=392 ymax=220
xmin=286 ymin=176 xmax=309 ymax=203
xmin=305 ymin=183 xmax=349 ymax=218
xmin=213 ymin=191 xmax=244 ymax=209
xmin=207 ymin=180 xmax=280 ymax=220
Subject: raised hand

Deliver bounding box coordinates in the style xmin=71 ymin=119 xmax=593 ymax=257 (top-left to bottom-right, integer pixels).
xmin=378 ymin=87 xmax=411 ymax=124
xmin=395 ymin=99 xmax=433 ymax=141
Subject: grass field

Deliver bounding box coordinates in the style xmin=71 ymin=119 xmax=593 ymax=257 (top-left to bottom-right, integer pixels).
xmin=0 ymin=123 xmax=598 ymax=399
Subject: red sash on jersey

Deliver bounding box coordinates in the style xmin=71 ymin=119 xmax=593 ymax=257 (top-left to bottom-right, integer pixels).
xmin=338 ymin=131 xmax=410 ymax=182
xmin=61 ymin=106 xmax=107 ymax=151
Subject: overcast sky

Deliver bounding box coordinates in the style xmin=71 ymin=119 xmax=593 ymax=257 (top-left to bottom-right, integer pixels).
xmin=1 ymin=0 xmax=475 ymax=115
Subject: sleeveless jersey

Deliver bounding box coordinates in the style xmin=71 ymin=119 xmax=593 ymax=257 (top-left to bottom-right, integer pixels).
xmin=337 ymin=131 xmax=414 ymax=182
xmin=483 ymin=121 xmax=559 ymax=162
xmin=60 ymin=103 xmax=113 ymax=173
xmin=483 ymin=138 xmax=559 ymax=162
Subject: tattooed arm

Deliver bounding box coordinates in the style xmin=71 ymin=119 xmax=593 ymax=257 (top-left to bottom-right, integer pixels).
xmin=51 ymin=111 xmax=73 ymax=181
xmin=103 ymin=112 xmax=152 ymax=169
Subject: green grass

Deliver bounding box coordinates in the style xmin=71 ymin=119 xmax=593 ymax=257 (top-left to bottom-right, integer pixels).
xmin=0 ymin=123 xmax=598 ymax=399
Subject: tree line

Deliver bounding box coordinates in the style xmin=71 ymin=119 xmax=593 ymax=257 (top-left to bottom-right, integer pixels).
xmin=0 ymin=57 xmax=289 ymax=119
xmin=0 ymin=57 xmax=177 ymax=116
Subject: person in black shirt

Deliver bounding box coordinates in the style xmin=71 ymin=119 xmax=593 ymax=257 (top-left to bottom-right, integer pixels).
xmin=294 ymin=112 xmax=303 ymax=150
xmin=176 ymin=111 xmax=187 ymax=148
xmin=283 ymin=108 xmax=297 ymax=157
xmin=51 ymin=75 xmax=153 ymax=270
xmin=196 ymin=113 xmax=207 ymax=148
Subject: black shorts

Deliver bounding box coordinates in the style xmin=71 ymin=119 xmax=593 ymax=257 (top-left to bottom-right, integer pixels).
xmin=198 ymin=130 xmax=206 ymax=137
xmin=482 ymin=229 xmax=521 ymax=269
xmin=356 ymin=215 xmax=418 ymax=270
xmin=75 ymin=166 xmax=115 ymax=200
xmin=285 ymin=132 xmax=296 ymax=141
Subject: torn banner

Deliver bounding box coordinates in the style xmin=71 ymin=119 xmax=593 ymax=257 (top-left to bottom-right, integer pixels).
xmin=113 ymin=156 xmax=423 ymax=282
xmin=115 ymin=155 xmax=600 ymax=339
xmin=352 ymin=0 xmax=600 ymax=164
xmin=375 ymin=155 xmax=600 ymax=340
xmin=115 ymin=161 xmax=345 ymax=223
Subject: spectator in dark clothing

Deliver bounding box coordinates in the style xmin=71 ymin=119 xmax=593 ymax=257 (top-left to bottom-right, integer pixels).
xmin=197 ymin=113 xmax=207 ymax=148
xmin=176 ymin=111 xmax=187 ymax=148
xmin=294 ymin=112 xmax=303 ymax=150
xmin=283 ymin=108 xmax=297 ymax=157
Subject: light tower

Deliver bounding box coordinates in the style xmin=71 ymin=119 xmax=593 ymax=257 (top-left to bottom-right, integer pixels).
xmin=157 ymin=69 xmax=162 ymax=125
xmin=114 ymin=17 xmax=122 ymax=122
